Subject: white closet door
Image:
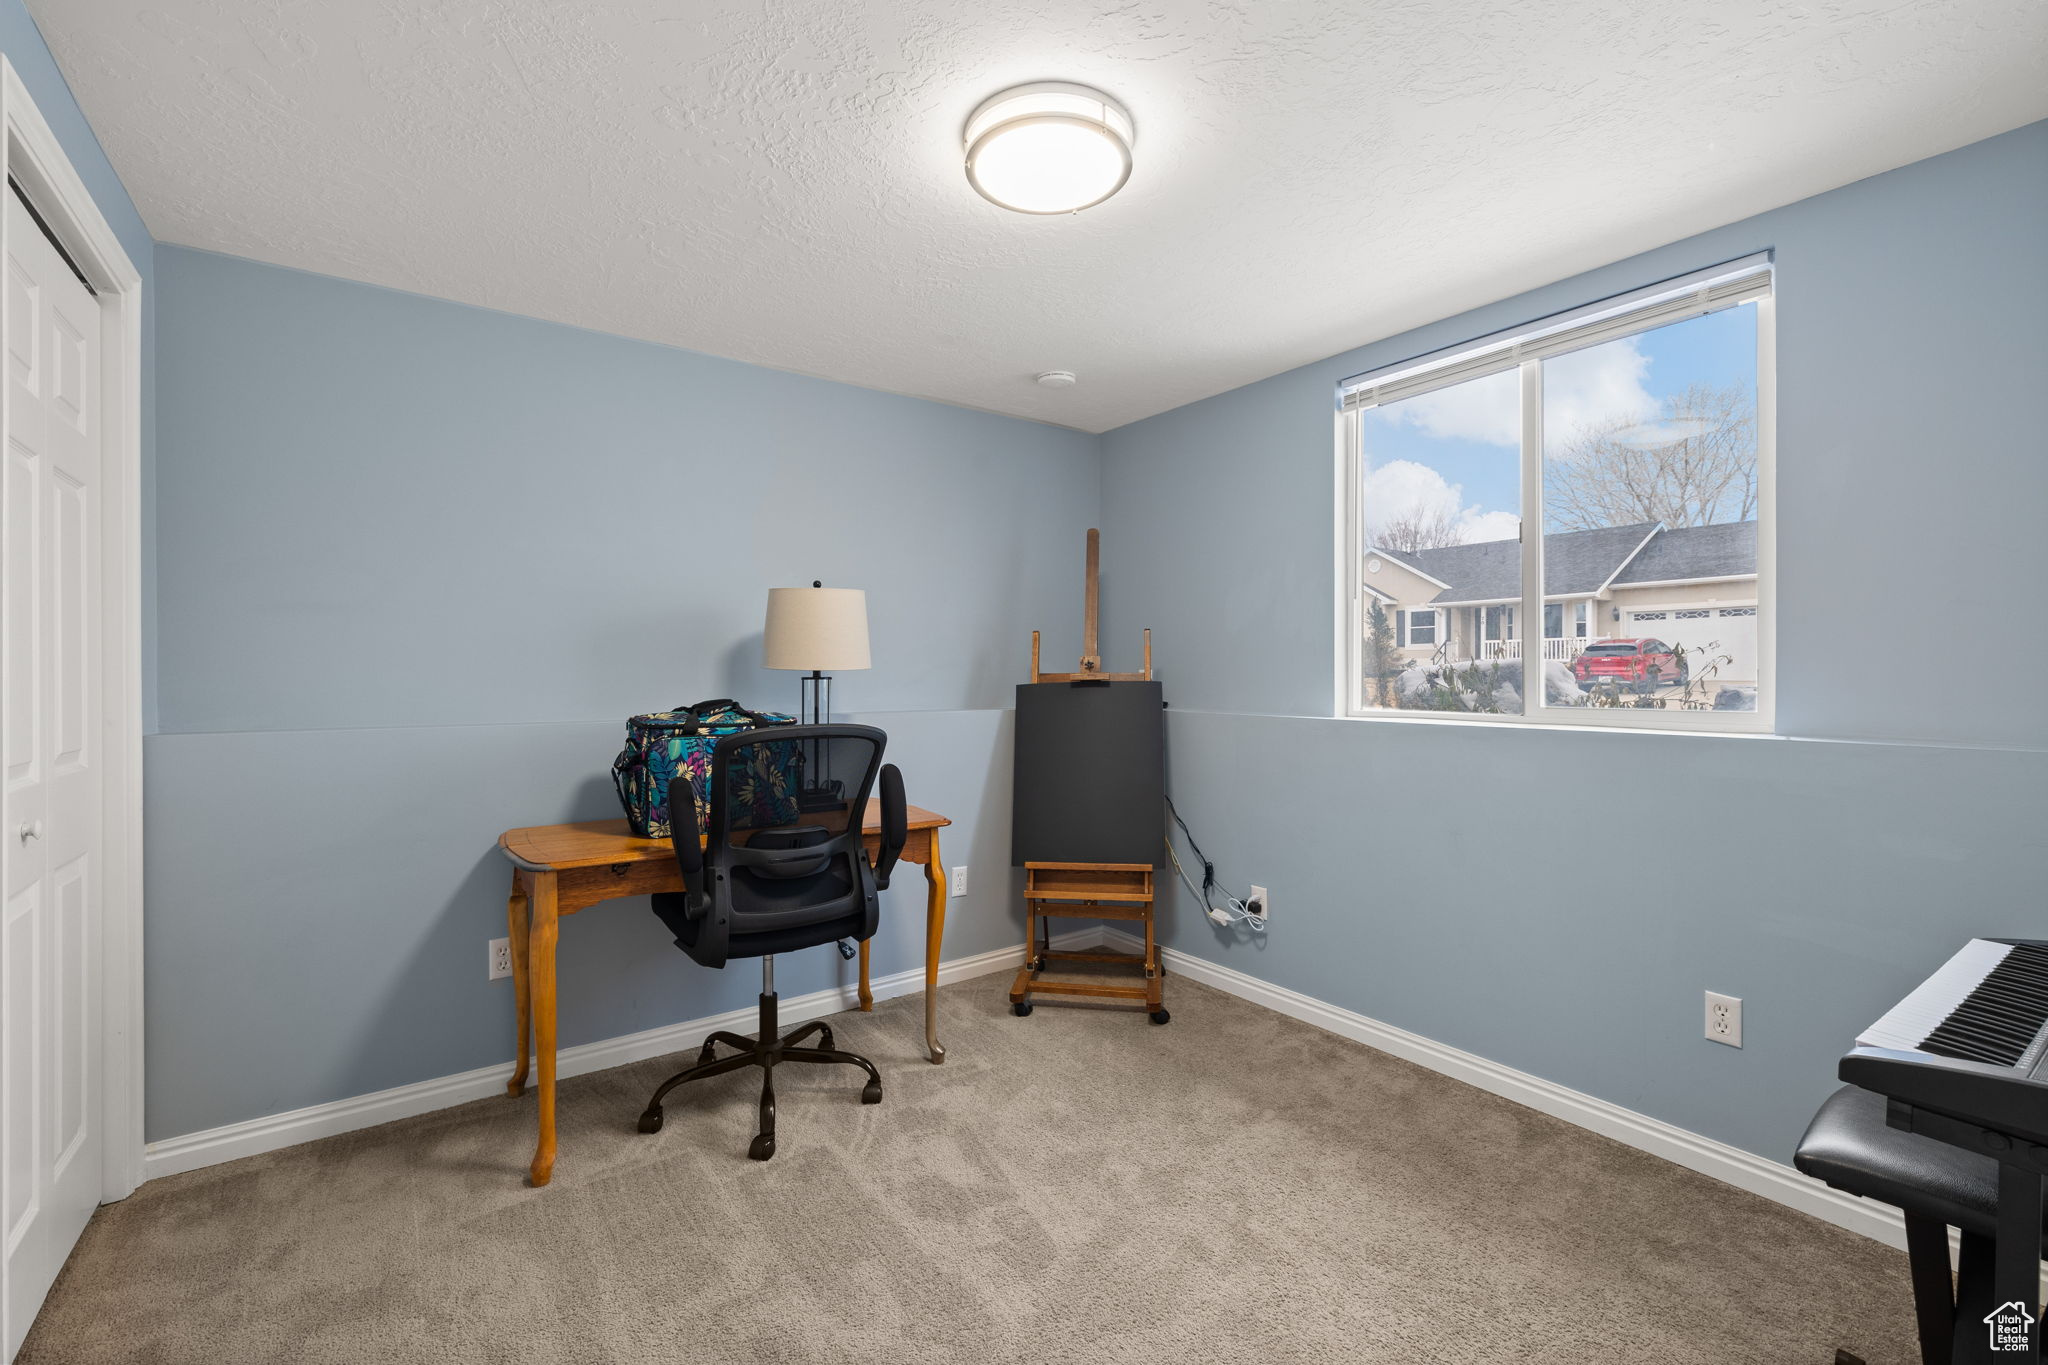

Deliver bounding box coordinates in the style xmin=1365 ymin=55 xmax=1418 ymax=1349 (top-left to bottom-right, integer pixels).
xmin=1 ymin=185 xmax=103 ymax=1361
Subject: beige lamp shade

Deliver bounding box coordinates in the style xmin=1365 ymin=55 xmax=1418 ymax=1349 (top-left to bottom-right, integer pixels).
xmin=763 ymin=587 xmax=871 ymax=671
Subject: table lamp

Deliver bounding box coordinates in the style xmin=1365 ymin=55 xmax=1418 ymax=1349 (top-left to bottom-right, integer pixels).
xmin=764 ymin=582 xmax=871 ymax=808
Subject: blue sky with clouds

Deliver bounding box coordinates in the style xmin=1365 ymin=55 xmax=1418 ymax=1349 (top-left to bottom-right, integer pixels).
xmin=1360 ymin=304 xmax=1758 ymax=546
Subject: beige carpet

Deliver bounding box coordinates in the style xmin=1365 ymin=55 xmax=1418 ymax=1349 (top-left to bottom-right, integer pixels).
xmin=22 ymin=969 xmax=1917 ymax=1364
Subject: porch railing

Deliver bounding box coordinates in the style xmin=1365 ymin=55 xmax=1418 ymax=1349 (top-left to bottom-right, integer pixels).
xmin=1477 ymin=638 xmax=1586 ymax=663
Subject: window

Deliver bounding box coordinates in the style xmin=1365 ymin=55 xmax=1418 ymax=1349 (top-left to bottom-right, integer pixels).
xmin=1340 ymin=256 xmax=1772 ymax=729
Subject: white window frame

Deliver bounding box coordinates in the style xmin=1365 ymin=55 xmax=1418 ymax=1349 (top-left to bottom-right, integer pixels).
xmin=1403 ymin=608 xmax=1437 ymax=647
xmin=1336 ymin=255 xmax=1776 ymax=733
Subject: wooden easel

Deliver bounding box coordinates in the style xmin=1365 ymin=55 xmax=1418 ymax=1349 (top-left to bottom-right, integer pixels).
xmin=1010 ymin=862 xmax=1167 ymax=1024
xmin=1030 ymin=528 xmax=1152 ymax=684
xmin=1011 ymin=529 xmax=1167 ymax=1024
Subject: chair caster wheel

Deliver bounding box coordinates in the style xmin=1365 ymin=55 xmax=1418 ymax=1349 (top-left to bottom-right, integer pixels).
xmin=748 ymin=1134 xmax=775 ymax=1161
xmin=1149 ymin=1009 xmax=1171 ymax=1025
xmin=861 ymin=1080 xmax=882 ymax=1105
xmin=1012 ymin=1001 xmax=1032 ymax=1016
xmin=637 ymin=1109 xmax=664 ymax=1134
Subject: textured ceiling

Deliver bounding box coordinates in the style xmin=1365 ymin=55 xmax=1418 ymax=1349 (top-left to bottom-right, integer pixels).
xmin=28 ymin=0 xmax=2048 ymax=432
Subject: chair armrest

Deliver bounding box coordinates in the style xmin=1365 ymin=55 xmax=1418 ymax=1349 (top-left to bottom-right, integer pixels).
xmin=666 ymin=777 xmax=711 ymax=917
xmin=873 ymin=764 xmax=907 ymax=891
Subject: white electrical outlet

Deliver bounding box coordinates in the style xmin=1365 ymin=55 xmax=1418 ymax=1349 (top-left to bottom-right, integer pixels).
xmin=1247 ymin=885 xmax=1270 ymax=919
xmin=489 ymin=937 xmax=513 ymax=981
xmin=950 ymin=866 xmax=968 ymax=896
xmin=1705 ymin=991 xmax=1742 ymax=1047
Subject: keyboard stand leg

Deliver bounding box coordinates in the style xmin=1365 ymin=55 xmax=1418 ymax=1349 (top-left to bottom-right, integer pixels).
xmin=1902 ymin=1214 xmax=1955 ymax=1365
xmin=1951 ymin=1228 xmax=2007 ymax=1364
xmin=1990 ymin=1164 xmax=2043 ymax=1363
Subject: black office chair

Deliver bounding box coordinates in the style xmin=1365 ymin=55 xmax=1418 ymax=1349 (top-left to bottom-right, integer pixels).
xmin=638 ymin=724 xmax=906 ymax=1161
xmin=1796 ymin=1084 xmax=2048 ymax=1365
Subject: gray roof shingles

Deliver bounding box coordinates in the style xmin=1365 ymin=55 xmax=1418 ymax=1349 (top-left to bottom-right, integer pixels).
xmin=1608 ymin=520 xmax=1756 ymax=585
xmin=1377 ymin=520 xmax=1758 ymax=604
xmin=1378 ymin=522 xmax=1660 ymax=605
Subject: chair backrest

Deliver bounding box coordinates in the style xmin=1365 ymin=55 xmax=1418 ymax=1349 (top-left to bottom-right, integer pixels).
xmin=705 ymin=723 xmax=886 ymax=875
xmin=657 ymin=723 xmax=904 ymax=967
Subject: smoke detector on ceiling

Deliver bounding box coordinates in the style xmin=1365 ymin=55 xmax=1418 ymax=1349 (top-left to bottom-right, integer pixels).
xmin=1035 ymin=371 xmax=1078 ymax=388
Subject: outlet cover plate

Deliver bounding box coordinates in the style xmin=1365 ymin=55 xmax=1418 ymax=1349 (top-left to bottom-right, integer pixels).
xmin=489 ymin=937 xmax=513 ymax=981
xmin=950 ymin=866 xmax=967 ymax=897
xmin=1705 ymin=991 xmax=1742 ymax=1048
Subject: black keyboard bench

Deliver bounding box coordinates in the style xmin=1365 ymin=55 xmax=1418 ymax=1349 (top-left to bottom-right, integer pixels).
xmin=1797 ymin=1084 xmax=2048 ymax=1365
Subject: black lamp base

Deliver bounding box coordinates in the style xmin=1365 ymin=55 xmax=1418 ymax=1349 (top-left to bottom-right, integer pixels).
xmin=795 ymin=670 xmax=844 ymax=810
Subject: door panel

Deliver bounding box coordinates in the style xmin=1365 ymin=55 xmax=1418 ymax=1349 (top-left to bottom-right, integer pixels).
xmin=1 ymin=186 xmax=102 ymax=1361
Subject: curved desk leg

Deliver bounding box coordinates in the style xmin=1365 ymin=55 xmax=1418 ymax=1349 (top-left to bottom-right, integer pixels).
xmin=924 ymin=836 xmax=948 ymax=1064
xmin=528 ymin=873 xmax=560 ymax=1187
xmin=505 ymin=871 xmax=531 ymax=1097
xmin=858 ymin=939 xmax=874 ymax=1012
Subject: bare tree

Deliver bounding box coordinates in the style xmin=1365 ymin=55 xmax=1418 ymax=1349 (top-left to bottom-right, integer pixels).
xmin=1544 ymin=383 xmax=1756 ymax=531
xmin=1371 ymin=508 xmax=1464 ymax=552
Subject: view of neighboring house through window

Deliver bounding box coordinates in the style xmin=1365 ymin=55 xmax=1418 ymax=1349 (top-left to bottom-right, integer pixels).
xmin=1540 ymin=305 xmax=1760 ymax=712
xmin=1342 ymin=257 xmax=1772 ymax=728
xmin=1354 ymin=366 xmax=1521 ymax=708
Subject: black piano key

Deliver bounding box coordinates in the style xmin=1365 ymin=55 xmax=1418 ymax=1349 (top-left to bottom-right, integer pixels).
xmin=1921 ymin=949 xmax=2048 ymax=1067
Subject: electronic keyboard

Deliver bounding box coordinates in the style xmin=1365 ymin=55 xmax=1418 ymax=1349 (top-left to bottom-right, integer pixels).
xmin=1838 ymin=938 xmax=2048 ymax=1364
xmin=1842 ymin=938 xmax=2048 ymax=1149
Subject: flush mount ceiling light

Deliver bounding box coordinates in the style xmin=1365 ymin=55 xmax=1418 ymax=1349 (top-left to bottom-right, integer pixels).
xmin=963 ymin=82 xmax=1134 ymax=215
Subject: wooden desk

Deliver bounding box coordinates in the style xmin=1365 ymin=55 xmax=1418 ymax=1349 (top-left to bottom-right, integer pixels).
xmin=497 ymin=805 xmax=952 ymax=1186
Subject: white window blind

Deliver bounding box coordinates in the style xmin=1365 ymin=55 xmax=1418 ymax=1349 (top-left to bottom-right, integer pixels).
xmin=1339 ymin=254 xmax=1772 ymax=413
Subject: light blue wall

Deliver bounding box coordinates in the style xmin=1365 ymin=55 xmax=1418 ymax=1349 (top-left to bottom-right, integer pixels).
xmin=0 ymin=2 xmax=157 ymax=725
xmin=1100 ymin=122 xmax=2048 ymax=1161
xmin=148 ymin=248 xmax=1097 ymax=1139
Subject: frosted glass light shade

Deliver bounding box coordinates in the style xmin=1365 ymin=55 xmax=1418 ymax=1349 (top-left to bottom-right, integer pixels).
xmin=964 ymin=82 xmax=1134 ymax=215
xmin=763 ymin=587 xmax=871 ymax=671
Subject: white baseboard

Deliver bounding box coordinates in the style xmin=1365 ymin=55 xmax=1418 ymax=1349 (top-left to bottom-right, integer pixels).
xmin=141 ymin=934 xmax=1063 ymax=1183
xmin=1102 ymin=928 xmax=1915 ymax=1253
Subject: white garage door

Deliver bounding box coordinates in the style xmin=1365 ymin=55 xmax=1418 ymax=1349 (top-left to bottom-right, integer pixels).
xmin=1627 ymin=607 xmax=1757 ymax=684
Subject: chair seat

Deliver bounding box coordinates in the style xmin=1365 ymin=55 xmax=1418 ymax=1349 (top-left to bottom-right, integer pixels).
xmin=1795 ymin=1084 xmax=2048 ymax=1247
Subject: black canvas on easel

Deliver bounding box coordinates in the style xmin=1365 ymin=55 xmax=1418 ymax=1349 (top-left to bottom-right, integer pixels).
xmin=1012 ymin=680 xmax=1163 ymax=865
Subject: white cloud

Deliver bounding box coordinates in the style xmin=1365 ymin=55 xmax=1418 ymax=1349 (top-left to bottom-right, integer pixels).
xmin=1365 ymin=337 xmax=1657 ymax=449
xmin=1542 ymin=338 xmax=1659 ymax=447
xmin=1361 ymin=459 xmax=1521 ymax=547
xmin=1456 ymin=509 xmax=1523 ymax=542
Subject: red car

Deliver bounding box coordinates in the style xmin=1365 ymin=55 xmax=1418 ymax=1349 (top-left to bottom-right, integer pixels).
xmin=1571 ymin=637 xmax=1687 ymax=692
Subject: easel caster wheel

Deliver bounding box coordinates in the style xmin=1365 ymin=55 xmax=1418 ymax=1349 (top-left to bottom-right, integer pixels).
xmin=748 ymin=1134 xmax=776 ymax=1161
xmin=861 ymin=1080 xmax=882 ymax=1104
xmin=1012 ymin=1001 xmax=1033 ymax=1016
xmin=636 ymin=1108 xmax=664 ymax=1134
xmin=1149 ymin=1009 xmax=1171 ymax=1025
